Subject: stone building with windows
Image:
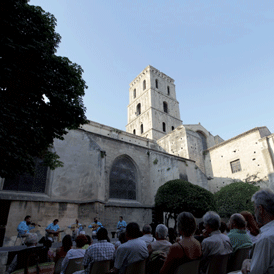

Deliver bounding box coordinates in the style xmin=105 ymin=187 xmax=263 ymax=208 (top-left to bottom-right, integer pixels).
xmin=1 ymin=65 xmax=274 ymax=246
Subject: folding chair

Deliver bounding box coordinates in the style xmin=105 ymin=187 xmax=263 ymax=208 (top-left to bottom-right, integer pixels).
xmin=125 ymin=260 xmax=146 ymax=274
xmin=65 ymin=257 xmax=84 ymax=274
xmin=90 ymin=260 xmax=111 ymax=274
xmin=14 ymin=234 xmax=27 ymax=246
xmin=174 ymin=259 xmax=201 ymax=274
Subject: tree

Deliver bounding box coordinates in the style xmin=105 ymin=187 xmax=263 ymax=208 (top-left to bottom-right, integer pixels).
xmin=214 ymin=181 xmax=260 ymax=218
xmin=155 ymin=180 xmax=216 ymax=227
xmin=0 ymin=0 xmax=88 ymax=178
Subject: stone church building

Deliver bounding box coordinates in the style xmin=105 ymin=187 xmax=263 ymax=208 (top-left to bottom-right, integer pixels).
xmin=1 ymin=65 xmax=274 ymax=246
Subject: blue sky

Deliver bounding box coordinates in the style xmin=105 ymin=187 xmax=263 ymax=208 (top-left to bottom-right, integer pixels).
xmin=31 ymin=0 xmax=274 ymax=140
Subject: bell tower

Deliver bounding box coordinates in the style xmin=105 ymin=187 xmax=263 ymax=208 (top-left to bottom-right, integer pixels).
xmin=126 ymin=65 xmax=182 ymax=140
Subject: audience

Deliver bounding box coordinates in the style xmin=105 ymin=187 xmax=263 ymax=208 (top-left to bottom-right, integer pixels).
xmin=82 ymin=234 xmax=93 ymax=249
xmin=9 ymin=193 xmax=274 ymax=274
xmin=55 ymin=234 xmax=73 ymax=263
xmin=242 ymin=188 xmax=274 ymax=274
xmin=82 ymin=227 xmax=115 ymax=274
xmin=240 ymin=210 xmax=260 ymax=243
xmin=167 ymin=228 xmax=177 ymax=244
xmin=148 ymin=224 xmax=172 ymax=255
xmin=160 ymin=212 xmax=202 ymax=274
xmin=114 ymin=231 xmax=127 ymax=257
xmin=200 ymin=211 xmax=232 ymax=274
xmin=139 ymin=224 xmax=156 ymax=246
xmin=61 ymin=234 xmax=87 ymax=274
xmin=227 ymin=213 xmax=252 ymax=253
xmin=108 ymin=222 xmax=149 ymax=274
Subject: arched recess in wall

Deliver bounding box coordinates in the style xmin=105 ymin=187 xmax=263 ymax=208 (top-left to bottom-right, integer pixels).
xmin=143 ymin=80 xmax=146 ymax=90
xmin=197 ymin=131 xmax=207 ymax=150
xmin=2 ymin=157 xmax=50 ymax=193
xmin=136 ymin=103 xmax=141 ymax=115
xmin=109 ymin=155 xmax=138 ymax=200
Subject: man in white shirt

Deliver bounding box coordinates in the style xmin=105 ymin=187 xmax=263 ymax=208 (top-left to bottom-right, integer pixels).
xmin=108 ymin=222 xmax=149 ymax=274
xmin=147 ymin=224 xmax=171 ymax=254
xmin=200 ymin=211 xmax=232 ymax=274
xmin=139 ymin=224 xmax=156 ymax=246
xmin=242 ymin=188 xmax=274 ymax=274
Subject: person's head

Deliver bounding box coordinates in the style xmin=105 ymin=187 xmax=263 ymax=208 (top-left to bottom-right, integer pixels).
xmin=220 ymin=221 xmax=228 ymax=233
xmin=126 ymin=222 xmax=140 ymax=239
xmin=43 ymin=239 xmax=52 ymax=249
xmin=25 ymin=233 xmax=38 ymax=247
xmin=85 ymin=235 xmax=93 ymax=245
xmin=240 ymin=211 xmax=260 ymax=236
xmin=75 ymin=235 xmax=88 ymax=248
xmin=142 ymin=224 xmax=152 ymax=235
xmin=155 ymin=224 xmax=168 ymax=240
xmin=53 ymin=219 xmax=59 ymax=225
xmin=24 ymin=215 xmax=31 ymax=224
xmin=119 ymin=216 xmax=123 ymax=222
xmin=119 ymin=232 xmax=127 ymax=244
xmin=94 ymin=217 xmax=98 ymax=223
xmin=76 ymin=219 xmax=79 ymax=224
xmin=203 ymin=211 xmax=221 ymax=234
xmin=177 ymin=212 xmax=197 ymax=237
xmin=252 ymin=188 xmax=274 ymax=227
xmin=229 ymin=213 xmax=246 ymax=230
xmin=62 ymin=234 xmax=73 ymax=252
xmin=97 ymin=228 xmax=108 ymax=241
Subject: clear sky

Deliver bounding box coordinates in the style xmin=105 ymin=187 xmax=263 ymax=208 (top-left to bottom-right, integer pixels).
xmin=30 ymin=0 xmax=274 ymax=141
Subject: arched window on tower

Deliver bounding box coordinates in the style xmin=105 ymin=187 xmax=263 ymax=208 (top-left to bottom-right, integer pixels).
xmin=163 ymin=102 xmax=168 ymax=113
xmin=136 ymin=103 xmax=141 ymax=115
xmin=133 ymin=89 xmax=136 ymax=99
xmin=143 ymin=80 xmax=146 ymax=90
xmin=133 ymin=129 xmax=136 ymax=135
xmin=141 ymin=124 xmax=144 ymax=134
xmin=109 ymin=156 xmax=137 ymax=200
xmin=167 ymin=86 xmax=170 ymax=95
xmin=172 ymin=126 xmax=174 ymax=131
xmin=155 ymin=79 xmax=158 ymax=89
xmin=163 ymin=122 xmax=166 ymax=132
xmin=197 ymin=131 xmax=207 ymax=150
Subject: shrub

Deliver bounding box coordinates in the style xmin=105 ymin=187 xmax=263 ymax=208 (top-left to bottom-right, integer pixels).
xmin=214 ymin=181 xmax=260 ymax=218
xmin=155 ymin=179 xmax=216 ymax=218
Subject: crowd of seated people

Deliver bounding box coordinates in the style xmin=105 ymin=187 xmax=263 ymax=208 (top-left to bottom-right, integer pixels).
xmin=6 ymin=188 xmax=274 ymax=274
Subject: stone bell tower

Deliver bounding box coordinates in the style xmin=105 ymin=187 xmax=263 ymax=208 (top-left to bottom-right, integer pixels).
xmin=126 ymin=65 xmax=182 ymax=140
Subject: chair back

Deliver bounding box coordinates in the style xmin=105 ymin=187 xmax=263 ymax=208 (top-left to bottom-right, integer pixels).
xmin=54 ymin=257 xmax=64 ymax=274
xmin=65 ymin=257 xmax=84 ymax=274
xmin=125 ymin=260 xmax=146 ymax=274
xmin=174 ymin=259 xmax=200 ymax=274
xmin=90 ymin=260 xmax=111 ymax=274
xmin=206 ymin=254 xmax=230 ymax=274
xmin=227 ymin=247 xmax=251 ymax=272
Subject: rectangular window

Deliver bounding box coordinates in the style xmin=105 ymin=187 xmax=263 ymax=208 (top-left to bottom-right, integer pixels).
xmin=230 ymin=159 xmax=241 ymax=173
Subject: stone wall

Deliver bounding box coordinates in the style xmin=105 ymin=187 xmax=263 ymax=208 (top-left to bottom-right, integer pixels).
xmin=204 ymin=127 xmax=272 ymax=192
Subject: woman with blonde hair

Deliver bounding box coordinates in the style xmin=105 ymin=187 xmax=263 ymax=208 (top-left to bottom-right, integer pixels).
xmin=240 ymin=211 xmax=260 ymax=243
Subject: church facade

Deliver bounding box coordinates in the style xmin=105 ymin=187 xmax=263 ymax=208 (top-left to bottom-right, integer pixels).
xmin=1 ymin=65 xmax=273 ymax=246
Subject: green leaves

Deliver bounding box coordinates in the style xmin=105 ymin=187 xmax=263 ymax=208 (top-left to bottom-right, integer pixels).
xmin=155 ymin=179 xmax=216 ymax=218
xmin=214 ymin=181 xmax=260 ymax=218
xmin=0 ymin=0 xmax=88 ymax=178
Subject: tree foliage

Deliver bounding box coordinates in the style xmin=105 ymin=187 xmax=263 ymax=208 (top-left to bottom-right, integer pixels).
xmin=214 ymin=181 xmax=260 ymax=218
xmin=155 ymin=179 xmax=216 ymax=218
xmin=0 ymin=0 xmax=88 ymax=178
